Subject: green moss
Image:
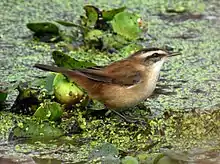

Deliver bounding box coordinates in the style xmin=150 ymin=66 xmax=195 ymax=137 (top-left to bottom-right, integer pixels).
xmin=0 ymin=112 xmax=15 ymax=140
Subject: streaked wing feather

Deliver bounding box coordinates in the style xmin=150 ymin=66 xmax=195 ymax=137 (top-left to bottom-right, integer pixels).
xmin=78 ymin=61 xmax=142 ymax=86
xmin=111 ymin=71 xmax=141 ymax=85
xmin=78 ymin=69 xmax=113 ymax=83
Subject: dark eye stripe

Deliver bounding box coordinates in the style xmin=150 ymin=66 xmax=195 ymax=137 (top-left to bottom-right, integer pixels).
xmin=151 ymin=53 xmax=160 ymax=58
xmin=143 ymin=53 xmax=165 ymax=63
xmin=146 ymin=53 xmax=164 ymax=60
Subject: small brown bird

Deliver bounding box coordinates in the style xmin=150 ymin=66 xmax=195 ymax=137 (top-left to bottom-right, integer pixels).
xmin=34 ymin=48 xmax=179 ymax=110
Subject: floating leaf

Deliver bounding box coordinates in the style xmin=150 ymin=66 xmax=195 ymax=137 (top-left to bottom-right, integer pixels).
xmin=84 ymin=29 xmax=103 ymax=49
xmin=85 ymin=29 xmax=103 ymax=41
xmin=88 ymin=143 xmax=120 ymax=163
xmin=118 ymin=43 xmax=143 ymax=54
xmin=111 ymin=12 xmax=141 ymax=40
xmin=34 ymin=102 xmax=63 ymax=121
xmin=88 ymin=143 xmax=119 ymax=160
xmin=83 ymin=5 xmax=100 ymax=28
xmin=53 ymin=74 xmax=86 ymax=106
xmin=101 ymin=155 xmax=121 ymax=164
xmin=55 ymin=20 xmax=89 ymax=30
xmin=30 ymin=73 xmax=56 ymax=94
xmin=10 ymin=82 xmax=53 ymax=114
xmin=0 ymin=90 xmax=7 ymax=103
xmin=52 ymin=51 xmax=96 ymax=69
xmin=80 ymin=15 xmax=87 ymax=26
xmin=121 ymin=156 xmax=139 ymax=164
xmin=102 ymin=33 xmax=129 ymax=50
xmin=43 ymin=73 xmax=56 ymax=94
xmin=56 ymin=20 xmax=80 ymax=27
xmin=35 ymin=34 xmax=62 ymax=43
xmin=102 ymin=6 xmax=126 ymax=21
xmin=26 ymin=22 xmax=61 ymax=42
xmin=11 ymin=85 xmax=40 ymax=114
xmin=27 ymin=22 xmax=59 ymax=35
xmin=11 ymin=119 xmax=64 ymax=140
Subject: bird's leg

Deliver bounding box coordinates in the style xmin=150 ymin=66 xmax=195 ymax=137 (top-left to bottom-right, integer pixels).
xmin=110 ymin=109 xmax=147 ymax=126
xmin=111 ymin=110 xmax=138 ymax=123
xmin=103 ymin=105 xmax=132 ymax=122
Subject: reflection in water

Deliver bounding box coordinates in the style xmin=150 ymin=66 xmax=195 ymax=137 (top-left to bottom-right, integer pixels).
xmin=0 ymin=158 xmax=17 ymax=164
xmin=0 ymin=157 xmax=63 ymax=164
xmin=162 ymin=148 xmax=220 ymax=164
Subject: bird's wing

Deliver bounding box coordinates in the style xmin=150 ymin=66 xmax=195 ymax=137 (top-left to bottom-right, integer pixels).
xmin=78 ymin=60 xmax=142 ymax=86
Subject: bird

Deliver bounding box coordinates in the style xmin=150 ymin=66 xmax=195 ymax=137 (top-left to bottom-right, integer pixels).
xmin=34 ymin=48 xmax=180 ymax=111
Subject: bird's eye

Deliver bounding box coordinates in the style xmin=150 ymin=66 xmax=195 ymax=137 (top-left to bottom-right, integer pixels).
xmin=144 ymin=53 xmax=162 ymax=64
xmin=151 ymin=53 xmax=160 ymax=58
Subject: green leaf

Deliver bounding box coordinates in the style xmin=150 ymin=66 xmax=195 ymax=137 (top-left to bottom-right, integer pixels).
xmin=102 ymin=33 xmax=129 ymax=50
xmin=11 ymin=119 xmax=64 ymax=139
xmin=83 ymin=5 xmax=99 ymax=28
xmin=55 ymin=20 xmax=89 ymax=30
xmin=53 ymin=74 xmax=85 ymax=106
xmin=27 ymin=22 xmax=61 ymax=42
xmin=27 ymin=22 xmax=59 ymax=35
xmin=102 ymin=6 xmax=126 ymax=21
xmin=10 ymin=81 xmax=56 ymax=114
xmin=111 ymin=12 xmax=141 ymax=40
xmin=121 ymin=156 xmax=139 ymax=164
xmin=11 ymin=85 xmax=40 ymax=114
xmin=52 ymin=51 xmax=96 ymax=69
xmin=85 ymin=30 xmax=103 ymax=42
xmin=101 ymin=155 xmax=121 ymax=164
xmin=34 ymin=102 xmax=63 ymax=121
xmin=88 ymin=143 xmax=119 ymax=160
xmin=55 ymin=20 xmax=80 ymax=27
xmin=88 ymin=143 xmax=120 ymax=163
xmin=119 ymin=43 xmax=143 ymax=54
xmin=43 ymin=73 xmax=56 ymax=94
xmin=84 ymin=29 xmax=103 ymax=48
xmin=85 ymin=29 xmax=103 ymax=41
xmin=0 ymin=90 xmax=7 ymax=103
xmin=30 ymin=73 xmax=56 ymax=94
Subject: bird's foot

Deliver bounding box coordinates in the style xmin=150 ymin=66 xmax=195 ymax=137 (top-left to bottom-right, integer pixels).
xmin=111 ymin=110 xmax=147 ymax=126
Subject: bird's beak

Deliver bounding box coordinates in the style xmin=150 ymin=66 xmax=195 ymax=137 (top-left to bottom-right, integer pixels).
xmin=168 ymin=52 xmax=181 ymax=57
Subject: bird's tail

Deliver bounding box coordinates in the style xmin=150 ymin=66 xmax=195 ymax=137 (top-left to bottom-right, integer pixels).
xmin=34 ymin=64 xmax=94 ymax=93
xmin=34 ymin=64 xmax=71 ymax=74
xmin=34 ymin=64 xmax=88 ymax=81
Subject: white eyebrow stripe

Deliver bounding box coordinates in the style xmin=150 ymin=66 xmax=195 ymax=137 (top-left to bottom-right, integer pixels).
xmin=138 ymin=50 xmax=166 ymax=58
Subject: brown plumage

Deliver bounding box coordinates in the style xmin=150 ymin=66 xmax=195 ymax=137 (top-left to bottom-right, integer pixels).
xmin=34 ymin=48 xmax=179 ymax=109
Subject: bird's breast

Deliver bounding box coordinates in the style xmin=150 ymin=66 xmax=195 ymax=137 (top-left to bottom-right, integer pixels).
xmin=98 ymin=80 xmax=157 ymax=109
xmin=86 ymin=68 xmax=161 ymax=109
